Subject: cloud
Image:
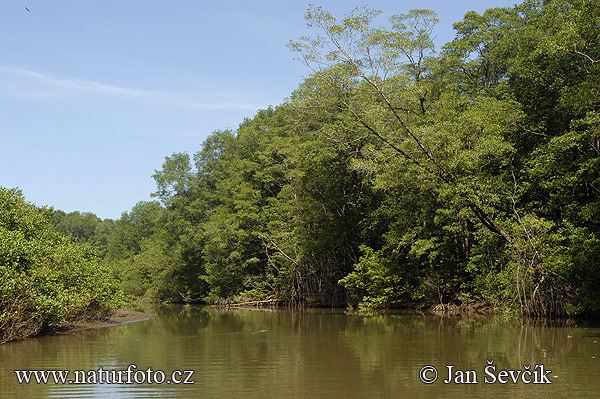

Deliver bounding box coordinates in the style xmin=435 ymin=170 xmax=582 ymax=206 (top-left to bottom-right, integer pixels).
xmin=0 ymin=66 xmax=267 ymax=111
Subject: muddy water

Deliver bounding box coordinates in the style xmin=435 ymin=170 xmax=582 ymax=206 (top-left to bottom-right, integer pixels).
xmin=1 ymin=306 xmax=598 ymax=398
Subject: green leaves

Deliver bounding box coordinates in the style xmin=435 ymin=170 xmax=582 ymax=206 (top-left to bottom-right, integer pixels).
xmin=0 ymin=188 xmax=121 ymax=343
xmin=339 ymin=245 xmax=406 ymax=309
xmin=76 ymin=1 xmax=600 ymax=316
xmin=285 ymin=1 xmax=599 ymax=315
xmin=152 ymin=152 xmax=193 ymax=205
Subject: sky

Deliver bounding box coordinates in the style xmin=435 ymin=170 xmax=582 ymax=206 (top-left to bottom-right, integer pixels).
xmin=0 ymin=0 xmax=519 ymax=220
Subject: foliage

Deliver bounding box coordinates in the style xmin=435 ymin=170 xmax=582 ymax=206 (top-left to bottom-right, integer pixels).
xmin=0 ymin=188 xmax=121 ymax=343
xmin=14 ymin=0 xmax=600 ymax=318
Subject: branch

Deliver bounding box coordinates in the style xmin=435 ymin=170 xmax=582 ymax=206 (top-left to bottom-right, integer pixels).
xmin=227 ymin=299 xmax=279 ymax=307
xmin=258 ymin=233 xmax=299 ymax=267
xmin=315 ymin=18 xmax=454 ymax=182
xmin=574 ymin=49 xmax=599 ymax=64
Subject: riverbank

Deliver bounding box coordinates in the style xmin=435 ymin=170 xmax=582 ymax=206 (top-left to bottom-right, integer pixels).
xmin=43 ymin=310 xmax=152 ymax=336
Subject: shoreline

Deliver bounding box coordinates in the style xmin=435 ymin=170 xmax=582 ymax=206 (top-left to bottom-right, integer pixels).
xmin=45 ymin=310 xmax=152 ymax=336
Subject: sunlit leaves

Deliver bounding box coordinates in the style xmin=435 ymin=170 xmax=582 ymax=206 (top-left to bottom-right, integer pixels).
xmin=0 ymin=188 xmax=121 ymax=342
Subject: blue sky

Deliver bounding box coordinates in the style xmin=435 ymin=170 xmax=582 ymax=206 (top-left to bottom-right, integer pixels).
xmin=1 ymin=0 xmax=518 ymax=219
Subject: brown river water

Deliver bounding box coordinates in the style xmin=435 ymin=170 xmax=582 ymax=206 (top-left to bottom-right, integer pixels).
xmin=1 ymin=305 xmax=598 ymax=398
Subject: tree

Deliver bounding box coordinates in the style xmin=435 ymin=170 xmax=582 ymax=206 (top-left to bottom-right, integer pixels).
xmin=287 ymin=3 xmax=598 ymax=315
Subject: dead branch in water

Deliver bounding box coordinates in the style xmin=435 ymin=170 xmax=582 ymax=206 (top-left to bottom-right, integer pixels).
xmin=225 ymin=299 xmax=280 ymax=307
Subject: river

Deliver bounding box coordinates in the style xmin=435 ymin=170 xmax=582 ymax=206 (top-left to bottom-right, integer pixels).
xmin=1 ymin=305 xmax=598 ymax=398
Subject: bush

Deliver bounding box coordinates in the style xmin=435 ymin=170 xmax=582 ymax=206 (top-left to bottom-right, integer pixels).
xmin=0 ymin=188 xmax=122 ymax=343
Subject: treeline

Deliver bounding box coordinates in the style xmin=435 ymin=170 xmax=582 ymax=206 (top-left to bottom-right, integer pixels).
xmin=62 ymin=0 xmax=600 ymax=316
xmin=134 ymin=0 xmax=596 ymax=316
xmin=4 ymin=0 xmax=599 ymax=321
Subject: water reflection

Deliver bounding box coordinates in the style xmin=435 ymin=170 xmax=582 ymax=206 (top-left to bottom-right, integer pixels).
xmin=0 ymin=306 xmax=598 ymax=398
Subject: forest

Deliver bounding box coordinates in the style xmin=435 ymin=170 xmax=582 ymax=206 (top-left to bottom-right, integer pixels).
xmin=1 ymin=0 xmax=599 ymax=342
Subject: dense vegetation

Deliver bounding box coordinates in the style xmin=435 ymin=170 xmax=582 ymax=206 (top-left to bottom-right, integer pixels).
xmin=2 ymin=0 xmax=598 ymax=332
xmin=0 ymin=188 xmax=121 ymax=343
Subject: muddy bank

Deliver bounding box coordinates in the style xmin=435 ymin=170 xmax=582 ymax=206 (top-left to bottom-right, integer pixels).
xmin=45 ymin=310 xmax=152 ymax=335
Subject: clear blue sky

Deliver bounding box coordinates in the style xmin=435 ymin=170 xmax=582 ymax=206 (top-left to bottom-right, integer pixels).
xmin=1 ymin=0 xmax=518 ymax=219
